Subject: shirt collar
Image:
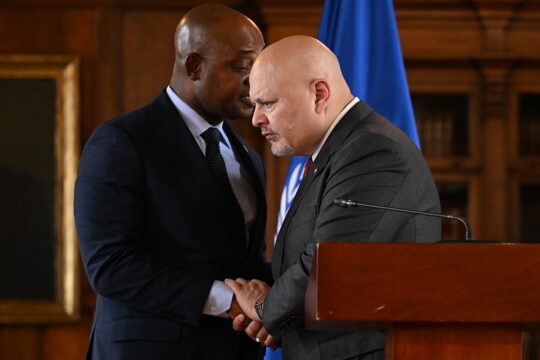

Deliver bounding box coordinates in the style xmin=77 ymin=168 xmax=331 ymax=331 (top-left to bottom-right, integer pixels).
xmin=166 ymin=86 xmax=230 ymax=148
xmin=312 ymin=97 xmax=360 ymax=161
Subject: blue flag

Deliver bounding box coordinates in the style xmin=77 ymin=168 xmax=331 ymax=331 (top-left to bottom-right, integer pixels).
xmin=318 ymin=0 xmax=419 ymax=146
xmin=265 ymin=1 xmax=418 ymax=358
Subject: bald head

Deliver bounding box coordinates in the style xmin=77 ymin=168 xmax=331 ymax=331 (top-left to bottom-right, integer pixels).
xmin=251 ymin=36 xmax=352 ymax=121
xmin=174 ymin=4 xmax=262 ymax=61
xmin=257 ymin=37 xmax=341 ymax=83
xmin=250 ymin=36 xmax=353 ymax=156
xmin=170 ymin=4 xmax=264 ymax=124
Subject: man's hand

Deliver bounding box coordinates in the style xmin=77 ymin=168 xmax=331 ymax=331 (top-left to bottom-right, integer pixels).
xmin=224 ymin=278 xmax=270 ymax=321
xmin=226 ymin=295 xmax=245 ymax=319
xmin=232 ymin=314 xmax=280 ymax=350
xmin=225 ymin=278 xmax=278 ymax=349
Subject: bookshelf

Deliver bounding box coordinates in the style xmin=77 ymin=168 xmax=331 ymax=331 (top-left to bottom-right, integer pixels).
xmin=408 ymin=67 xmax=481 ymax=241
xmin=413 ymin=93 xmax=469 ymax=159
xmin=412 ymin=91 xmax=476 ymax=240
xmin=518 ymin=94 xmax=540 ymax=157
xmin=519 ymin=183 xmax=540 ymax=243
xmin=509 ymin=79 xmax=540 ymax=247
xmin=435 ymin=181 xmax=468 ymax=241
xmin=517 ymin=93 xmax=540 ymax=244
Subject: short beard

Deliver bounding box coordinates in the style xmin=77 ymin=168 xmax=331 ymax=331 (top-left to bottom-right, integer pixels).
xmin=271 ymin=138 xmax=294 ymax=157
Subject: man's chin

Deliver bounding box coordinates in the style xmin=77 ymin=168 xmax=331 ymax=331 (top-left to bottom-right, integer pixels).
xmin=271 ymin=143 xmax=294 ymax=157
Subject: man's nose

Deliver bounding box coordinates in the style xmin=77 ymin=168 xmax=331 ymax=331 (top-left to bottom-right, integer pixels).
xmin=252 ymin=106 xmax=267 ymax=128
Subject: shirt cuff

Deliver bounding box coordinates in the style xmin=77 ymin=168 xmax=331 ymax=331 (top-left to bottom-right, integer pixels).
xmin=202 ymin=280 xmax=234 ymax=317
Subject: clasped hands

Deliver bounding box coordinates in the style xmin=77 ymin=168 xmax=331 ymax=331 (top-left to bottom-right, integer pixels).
xmin=225 ymin=278 xmax=279 ymax=350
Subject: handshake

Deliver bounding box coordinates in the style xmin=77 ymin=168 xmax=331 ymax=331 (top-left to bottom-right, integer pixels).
xmin=224 ymin=278 xmax=279 ymax=350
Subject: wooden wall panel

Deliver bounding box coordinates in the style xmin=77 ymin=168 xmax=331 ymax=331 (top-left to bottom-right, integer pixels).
xmin=42 ymin=324 xmax=90 ymax=360
xmin=0 ymin=4 xmax=111 ymax=360
xmin=0 ymin=8 xmax=98 ymax=136
xmin=262 ymin=6 xmax=321 ymax=43
xmin=90 ymin=6 xmax=123 ymax=137
xmin=507 ymin=10 xmax=540 ymax=58
xmin=121 ymin=10 xmax=183 ymax=112
xmin=0 ymin=327 xmax=41 ymax=359
xmin=0 ymin=0 xmax=539 ymax=358
xmin=396 ymin=8 xmax=483 ymax=59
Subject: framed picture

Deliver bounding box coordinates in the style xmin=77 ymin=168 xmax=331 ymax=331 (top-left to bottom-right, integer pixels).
xmin=0 ymin=55 xmax=80 ymax=323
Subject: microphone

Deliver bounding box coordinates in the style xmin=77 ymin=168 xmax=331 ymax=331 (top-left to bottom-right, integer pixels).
xmin=334 ymin=198 xmax=473 ymax=241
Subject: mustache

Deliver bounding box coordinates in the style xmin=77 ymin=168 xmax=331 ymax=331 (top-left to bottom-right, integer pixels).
xmin=261 ymin=127 xmax=277 ymax=136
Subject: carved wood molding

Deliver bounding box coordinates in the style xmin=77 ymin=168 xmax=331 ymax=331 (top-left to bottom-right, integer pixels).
xmin=261 ymin=5 xmax=322 ymax=26
xmin=469 ymin=0 xmax=526 ymax=53
xmin=476 ymin=57 xmax=514 ymax=119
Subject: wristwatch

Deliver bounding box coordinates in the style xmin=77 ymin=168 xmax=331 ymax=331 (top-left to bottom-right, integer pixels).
xmin=254 ymin=296 xmax=266 ymax=320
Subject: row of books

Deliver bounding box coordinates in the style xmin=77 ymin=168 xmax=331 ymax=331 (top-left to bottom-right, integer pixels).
xmin=416 ymin=111 xmax=464 ymax=157
xmin=519 ymin=118 xmax=540 ymax=156
xmin=520 ymin=185 xmax=540 ymax=243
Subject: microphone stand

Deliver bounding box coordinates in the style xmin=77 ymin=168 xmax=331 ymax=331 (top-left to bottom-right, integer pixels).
xmin=334 ymin=198 xmax=473 ymax=241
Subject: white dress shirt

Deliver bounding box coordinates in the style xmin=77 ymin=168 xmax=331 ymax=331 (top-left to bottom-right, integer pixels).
xmin=166 ymin=86 xmax=258 ymax=317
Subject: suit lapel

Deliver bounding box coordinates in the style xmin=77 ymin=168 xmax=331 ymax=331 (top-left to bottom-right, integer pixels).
xmin=272 ymin=101 xmax=375 ymax=276
xmin=151 ymin=90 xmax=247 ymax=247
xmin=272 ymin=154 xmax=328 ymax=276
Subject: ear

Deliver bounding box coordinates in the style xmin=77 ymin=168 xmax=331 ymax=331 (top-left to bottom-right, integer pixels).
xmin=311 ymin=79 xmax=330 ymax=113
xmin=185 ymin=53 xmax=202 ymax=80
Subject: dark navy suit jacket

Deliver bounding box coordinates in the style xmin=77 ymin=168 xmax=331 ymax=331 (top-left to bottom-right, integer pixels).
xmin=75 ymin=90 xmax=271 ymax=359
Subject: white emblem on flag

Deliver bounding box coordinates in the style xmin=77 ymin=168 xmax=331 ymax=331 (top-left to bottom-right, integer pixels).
xmin=274 ymin=159 xmax=307 ymax=243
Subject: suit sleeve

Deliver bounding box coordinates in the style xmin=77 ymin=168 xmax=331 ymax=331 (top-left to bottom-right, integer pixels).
xmin=263 ymin=134 xmax=409 ymax=338
xmin=74 ymin=123 xmax=214 ymax=325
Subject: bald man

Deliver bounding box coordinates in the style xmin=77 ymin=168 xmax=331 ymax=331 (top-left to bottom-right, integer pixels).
xmin=75 ymin=4 xmax=271 ymax=359
xmin=226 ymin=36 xmax=441 ymax=360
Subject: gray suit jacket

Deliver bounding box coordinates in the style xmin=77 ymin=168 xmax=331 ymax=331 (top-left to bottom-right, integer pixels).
xmin=263 ymin=101 xmax=441 ymax=360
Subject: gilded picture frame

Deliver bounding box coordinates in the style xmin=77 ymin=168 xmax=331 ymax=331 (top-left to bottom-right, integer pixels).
xmin=0 ymin=55 xmax=80 ymax=323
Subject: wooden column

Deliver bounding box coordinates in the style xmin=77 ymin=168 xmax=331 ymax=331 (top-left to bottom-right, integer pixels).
xmin=472 ymin=0 xmax=522 ymax=241
xmin=477 ymin=59 xmax=513 ymax=241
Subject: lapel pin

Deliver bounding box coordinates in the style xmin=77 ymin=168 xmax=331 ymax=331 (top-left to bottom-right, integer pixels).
xmin=243 ymin=144 xmax=249 ymax=153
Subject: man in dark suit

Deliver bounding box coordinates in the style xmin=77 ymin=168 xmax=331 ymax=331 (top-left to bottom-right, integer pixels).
xmin=226 ymin=35 xmax=441 ymax=360
xmin=74 ymin=4 xmax=271 ymax=359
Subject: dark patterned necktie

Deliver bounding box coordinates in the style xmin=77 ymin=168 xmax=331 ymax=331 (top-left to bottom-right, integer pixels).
xmin=201 ymin=127 xmax=233 ymax=190
xmin=201 ymin=127 xmax=249 ymax=246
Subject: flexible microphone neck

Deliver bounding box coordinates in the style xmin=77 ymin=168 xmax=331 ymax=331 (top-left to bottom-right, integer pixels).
xmin=333 ymin=198 xmax=473 ymax=241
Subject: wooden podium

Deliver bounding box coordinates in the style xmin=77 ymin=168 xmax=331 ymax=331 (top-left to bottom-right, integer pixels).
xmin=305 ymin=242 xmax=540 ymax=359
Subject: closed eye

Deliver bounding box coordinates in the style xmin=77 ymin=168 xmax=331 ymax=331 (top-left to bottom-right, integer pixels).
xmin=234 ymin=66 xmax=250 ymax=73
